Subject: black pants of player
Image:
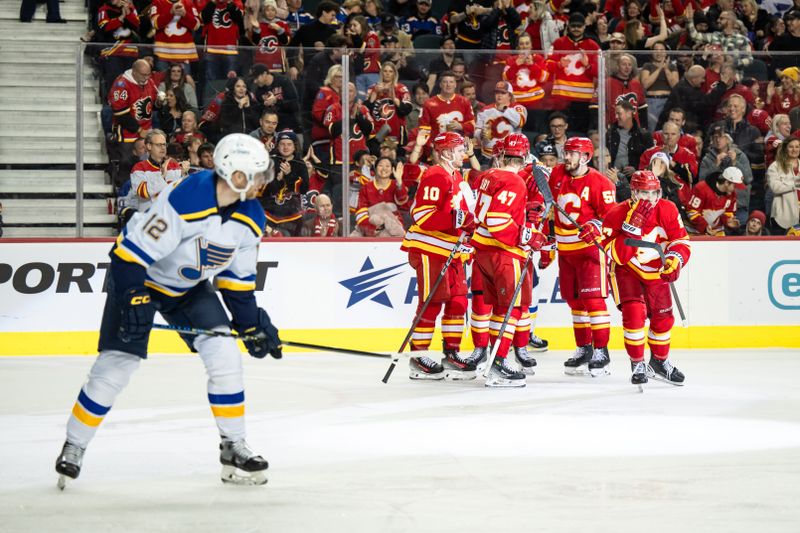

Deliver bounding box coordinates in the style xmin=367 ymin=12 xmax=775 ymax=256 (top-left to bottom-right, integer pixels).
xmin=99 ymin=278 xmax=230 ymax=358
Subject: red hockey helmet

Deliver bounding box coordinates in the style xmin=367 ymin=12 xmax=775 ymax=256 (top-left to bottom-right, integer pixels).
xmin=629 ymin=170 xmax=661 ymax=191
xmin=492 ymin=141 xmax=505 ymax=159
xmin=433 ymin=131 xmax=465 ymax=153
xmin=563 ymin=136 xmax=594 ymax=160
xmin=502 ymin=133 xmax=530 ymax=158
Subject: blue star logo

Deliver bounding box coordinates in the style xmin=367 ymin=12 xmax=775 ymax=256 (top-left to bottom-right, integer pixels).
xmin=339 ymin=257 xmax=406 ymax=309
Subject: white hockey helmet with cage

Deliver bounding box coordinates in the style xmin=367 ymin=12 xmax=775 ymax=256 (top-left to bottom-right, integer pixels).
xmin=213 ymin=133 xmax=272 ymax=201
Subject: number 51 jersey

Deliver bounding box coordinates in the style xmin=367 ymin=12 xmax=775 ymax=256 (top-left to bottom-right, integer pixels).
xmin=549 ymin=164 xmax=616 ymax=255
xmin=112 ymin=170 xmax=265 ymax=297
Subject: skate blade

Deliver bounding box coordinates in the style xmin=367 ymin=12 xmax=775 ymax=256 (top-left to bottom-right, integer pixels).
xmin=564 ymin=365 xmax=589 ymax=376
xmin=646 ymin=370 xmax=684 ymax=386
xmin=527 ymin=345 xmax=548 ymax=353
xmin=220 ymin=465 xmax=268 ymax=486
xmin=443 ymin=369 xmax=477 ymax=381
xmin=589 ymin=367 xmax=611 ymax=377
xmin=57 ymin=475 xmax=67 ymax=491
xmin=636 ymin=384 xmax=644 ymax=393
xmin=409 ymin=371 xmax=444 ymax=380
xmin=518 ymin=366 xmax=536 ymax=376
xmin=484 ymin=377 xmax=527 ymax=388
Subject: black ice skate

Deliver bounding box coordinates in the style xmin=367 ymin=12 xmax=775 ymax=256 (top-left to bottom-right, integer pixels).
xmin=466 ymin=345 xmax=489 ymax=371
xmin=219 ymin=438 xmax=269 ymax=486
xmin=564 ymin=344 xmax=593 ymax=375
xmin=409 ymin=355 xmax=444 ymax=380
xmin=513 ymin=345 xmax=536 ymax=375
xmin=528 ymin=333 xmax=549 ymax=352
xmin=55 ymin=441 xmax=84 ymax=490
xmin=648 ymin=356 xmax=685 ymax=386
xmin=589 ymin=347 xmax=611 ymax=377
xmin=442 ymin=349 xmax=477 ymax=380
xmin=485 ymin=357 xmax=526 ymax=388
xmin=631 ymin=360 xmax=648 ymax=392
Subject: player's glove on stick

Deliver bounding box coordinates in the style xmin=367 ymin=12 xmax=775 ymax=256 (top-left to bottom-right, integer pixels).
xmin=538 ymin=239 xmax=556 ymax=269
xmin=519 ymin=223 xmax=547 ymax=250
xmin=660 ymin=252 xmax=683 ymax=282
xmin=118 ymin=287 xmax=155 ymax=343
xmin=578 ymin=220 xmax=602 ymax=244
xmin=241 ymin=308 xmax=283 ymax=359
xmin=453 ymin=209 xmax=476 ymax=232
xmin=621 ymin=200 xmax=654 ymax=237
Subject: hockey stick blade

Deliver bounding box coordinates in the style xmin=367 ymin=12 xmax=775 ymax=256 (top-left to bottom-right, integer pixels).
xmin=623 ymin=238 xmax=688 ymax=327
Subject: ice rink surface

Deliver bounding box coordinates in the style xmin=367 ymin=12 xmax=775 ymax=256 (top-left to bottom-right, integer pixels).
xmin=1 ymin=349 xmax=800 ymax=533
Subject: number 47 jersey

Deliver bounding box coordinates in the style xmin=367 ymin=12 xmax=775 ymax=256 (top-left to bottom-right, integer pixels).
xmin=113 ymin=170 xmax=265 ymax=298
xmin=549 ymin=164 xmax=616 ymax=255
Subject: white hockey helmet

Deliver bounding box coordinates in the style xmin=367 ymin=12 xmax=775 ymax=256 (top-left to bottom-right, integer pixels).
xmin=213 ymin=133 xmax=271 ymax=201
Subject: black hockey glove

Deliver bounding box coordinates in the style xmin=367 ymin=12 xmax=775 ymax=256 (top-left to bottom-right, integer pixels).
xmin=241 ymin=308 xmax=282 ymax=359
xmin=118 ymin=286 xmax=155 ymax=343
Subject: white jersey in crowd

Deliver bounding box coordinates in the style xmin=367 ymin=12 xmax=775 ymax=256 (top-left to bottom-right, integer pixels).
xmin=123 ymin=158 xmax=183 ymax=213
xmin=113 ymin=170 xmax=265 ymax=297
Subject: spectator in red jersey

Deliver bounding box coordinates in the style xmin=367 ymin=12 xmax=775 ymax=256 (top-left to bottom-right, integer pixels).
xmin=640 ymin=121 xmax=698 ymax=190
xmin=96 ymin=0 xmax=140 ymax=94
xmin=366 ymin=61 xmax=413 ymax=149
xmin=249 ymin=110 xmax=279 ymax=153
xmin=418 ymin=71 xmax=476 ymax=154
xmin=246 ymin=0 xmax=291 ymax=75
xmin=261 ymin=129 xmax=308 ymax=236
xmin=686 ymin=168 xmax=745 ymax=236
xmin=766 ymin=136 xmax=800 ymax=234
xmin=157 ymin=64 xmax=198 ymax=114
xmin=766 ymin=67 xmax=800 ymax=116
xmin=310 ymin=64 xmax=343 ymax=165
xmin=149 ymin=0 xmax=200 ymax=70
xmin=606 ymin=53 xmax=648 ymax=128
xmin=171 ymin=110 xmax=205 ymax=146
xmin=300 ymin=193 xmax=342 ymax=237
xmin=502 ymin=33 xmax=550 ymax=134
xmin=649 ymin=151 xmax=693 ymax=219
xmin=219 ymin=77 xmax=260 ymax=136
xmin=653 ymin=107 xmax=698 ymax=156
xmin=156 ymin=87 xmax=191 ymax=137
xmin=201 ymin=0 xmax=245 ymax=82
xmin=354 ymin=157 xmax=410 ymax=237
xmin=346 ymin=15 xmax=382 ymax=98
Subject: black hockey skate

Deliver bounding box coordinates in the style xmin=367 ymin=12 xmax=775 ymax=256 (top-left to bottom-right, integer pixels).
xmin=220 ymin=438 xmax=269 ymax=486
xmin=442 ymin=349 xmax=478 ymax=380
xmin=466 ymin=345 xmax=489 ymax=371
xmin=513 ymin=345 xmax=536 ymax=375
xmin=631 ymin=360 xmax=648 ymax=392
xmin=485 ymin=357 xmax=526 ymax=388
xmin=409 ymin=355 xmax=444 ymax=380
xmin=589 ymin=347 xmax=611 ymax=377
xmin=564 ymin=344 xmax=593 ymax=375
xmin=528 ymin=333 xmax=549 ymax=352
xmin=648 ymin=356 xmax=685 ymax=386
xmin=55 ymin=441 xmax=84 ymax=490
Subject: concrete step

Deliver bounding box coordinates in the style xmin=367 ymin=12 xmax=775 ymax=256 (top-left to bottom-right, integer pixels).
xmin=0 ymin=40 xmax=81 ymax=53
xmin=0 ymin=20 xmax=85 ymax=33
xmin=0 ymin=150 xmax=107 ymax=165
xmin=2 ymin=63 xmax=95 ymax=77
xmin=0 ymin=124 xmax=104 ymax=137
xmin=0 ymin=103 xmax=103 ymax=112
xmin=0 ymin=226 xmax=116 ymax=238
xmin=0 ymin=170 xmax=109 ymax=194
xmin=0 ymin=110 xmax=101 ymax=125
xmin=0 ymin=54 xmax=81 ymax=65
xmin=2 ymin=199 xmax=115 ymax=225
xmin=2 ymin=138 xmax=106 ymax=152
xmin=0 ymin=74 xmax=95 ymax=87
xmin=0 ymin=92 xmax=99 ymax=106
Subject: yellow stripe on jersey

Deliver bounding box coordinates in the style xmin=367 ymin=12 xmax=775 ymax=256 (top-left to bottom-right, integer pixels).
xmin=231 ymin=212 xmax=264 ymax=237
xmin=210 ymin=405 xmax=245 ymax=418
xmin=72 ymin=403 xmax=103 ymax=427
xmin=215 ymin=279 xmax=256 ymax=292
xmin=180 ymin=207 xmax=218 ymax=221
xmin=144 ymin=280 xmax=187 ymax=297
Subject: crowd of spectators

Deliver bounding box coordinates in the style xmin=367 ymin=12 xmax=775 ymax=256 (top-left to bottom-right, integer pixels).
xmin=77 ymin=0 xmax=800 ymax=237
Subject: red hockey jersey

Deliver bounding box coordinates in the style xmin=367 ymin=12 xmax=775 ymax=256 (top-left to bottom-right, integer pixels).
xmin=129 ymin=157 xmax=182 ymax=211
xmin=652 ymin=131 xmax=698 ymax=157
xmin=549 ymin=164 xmax=616 ymax=254
xmin=252 ymin=19 xmax=291 ymax=72
xmin=401 ymin=165 xmax=473 ymax=259
xmin=203 ymin=0 xmax=243 ymax=55
xmin=150 ymin=0 xmax=200 ymax=62
xmin=108 ymin=69 xmax=158 ymax=143
xmin=311 ymin=86 xmax=339 ymax=142
xmin=362 ymin=31 xmax=382 ymax=74
xmin=472 ymin=168 xmax=529 ymax=259
xmin=355 ymin=179 xmax=410 ymax=233
xmin=367 ymin=82 xmax=411 ymax=143
xmin=324 ymin=102 xmax=374 ymax=164
xmin=549 ymin=36 xmax=600 ymax=102
xmin=475 ymin=103 xmax=528 ymax=158
xmin=603 ymin=199 xmax=691 ymax=282
xmin=418 ymin=94 xmax=475 ymax=142
xmin=685 ymin=180 xmax=736 ymax=235
xmin=606 ymin=76 xmax=647 ymax=126
xmin=97 ymin=3 xmax=140 ymax=58
xmin=639 ymin=145 xmax=698 ymax=180
xmin=503 ymin=55 xmax=549 ymax=106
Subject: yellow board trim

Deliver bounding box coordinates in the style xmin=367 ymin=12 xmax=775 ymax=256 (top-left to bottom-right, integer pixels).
xmin=210 ymin=405 xmax=245 ymax=418
xmin=1 ymin=326 xmax=799 ymax=356
xmin=72 ymin=403 xmax=103 ymax=427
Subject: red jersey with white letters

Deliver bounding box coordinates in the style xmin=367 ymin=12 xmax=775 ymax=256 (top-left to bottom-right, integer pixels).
xmin=503 ymin=55 xmax=549 ymax=106
xmin=367 ymin=83 xmax=411 ymax=143
xmin=129 ymin=158 xmax=182 ymax=211
xmin=252 ymin=19 xmax=291 ymax=72
xmin=472 ymin=168 xmax=529 ymax=259
xmin=324 ymin=102 xmax=373 ymax=164
xmin=150 ymin=0 xmax=200 ymax=62
xmin=108 ymin=70 xmax=158 ymax=143
xmin=402 ymin=165 xmax=472 ymax=259
xmin=603 ymin=199 xmax=691 ymax=282
xmin=475 ymin=103 xmax=528 ymax=158
xmin=362 ymin=31 xmax=382 ymax=74
xmin=549 ymin=36 xmax=600 ymax=102
xmin=311 ymin=86 xmax=339 ymax=142
xmin=685 ymin=180 xmax=737 ymax=236
xmin=418 ymin=94 xmax=475 ymax=142
xmin=549 ymin=164 xmax=616 ymax=254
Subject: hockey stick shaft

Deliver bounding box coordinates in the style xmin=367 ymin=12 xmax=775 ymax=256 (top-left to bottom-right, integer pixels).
xmin=622 ymin=238 xmax=688 ymax=326
xmin=151 ymin=324 xmax=394 ymax=359
xmin=381 ymin=231 xmax=469 ymax=384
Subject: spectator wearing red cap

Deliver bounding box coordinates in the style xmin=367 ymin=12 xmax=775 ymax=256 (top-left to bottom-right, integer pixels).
xmin=766 ymin=135 xmax=800 ymax=234
xmin=745 ymin=210 xmax=769 ymax=236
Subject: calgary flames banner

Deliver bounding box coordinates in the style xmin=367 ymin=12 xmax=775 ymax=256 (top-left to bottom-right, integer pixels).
xmin=0 ymin=239 xmax=797 ymax=355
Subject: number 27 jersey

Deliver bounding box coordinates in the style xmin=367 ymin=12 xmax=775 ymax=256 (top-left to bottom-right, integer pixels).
xmin=549 ymin=164 xmax=616 ymax=255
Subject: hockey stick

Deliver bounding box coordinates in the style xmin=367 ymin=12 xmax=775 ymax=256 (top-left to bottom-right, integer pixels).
xmin=622 ymin=238 xmax=688 ymax=327
xmin=481 ymin=200 xmax=554 ymax=378
xmin=381 ymin=231 xmax=469 ymax=384
xmin=151 ymin=323 xmax=395 ymax=359
xmin=532 ymin=168 xmax=611 ymax=258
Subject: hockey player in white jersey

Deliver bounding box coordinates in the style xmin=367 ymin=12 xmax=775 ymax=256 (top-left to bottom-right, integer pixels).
xmin=55 ymin=134 xmax=281 ymax=488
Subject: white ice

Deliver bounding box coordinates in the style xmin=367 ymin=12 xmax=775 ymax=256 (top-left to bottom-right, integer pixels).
xmin=1 ymin=349 xmax=800 ymax=533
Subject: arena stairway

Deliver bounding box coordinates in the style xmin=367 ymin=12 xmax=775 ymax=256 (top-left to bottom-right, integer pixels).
xmin=0 ymin=1 xmax=115 ymax=237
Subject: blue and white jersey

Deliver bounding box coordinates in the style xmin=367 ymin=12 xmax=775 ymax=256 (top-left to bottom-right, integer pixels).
xmin=112 ymin=171 xmax=265 ymax=298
